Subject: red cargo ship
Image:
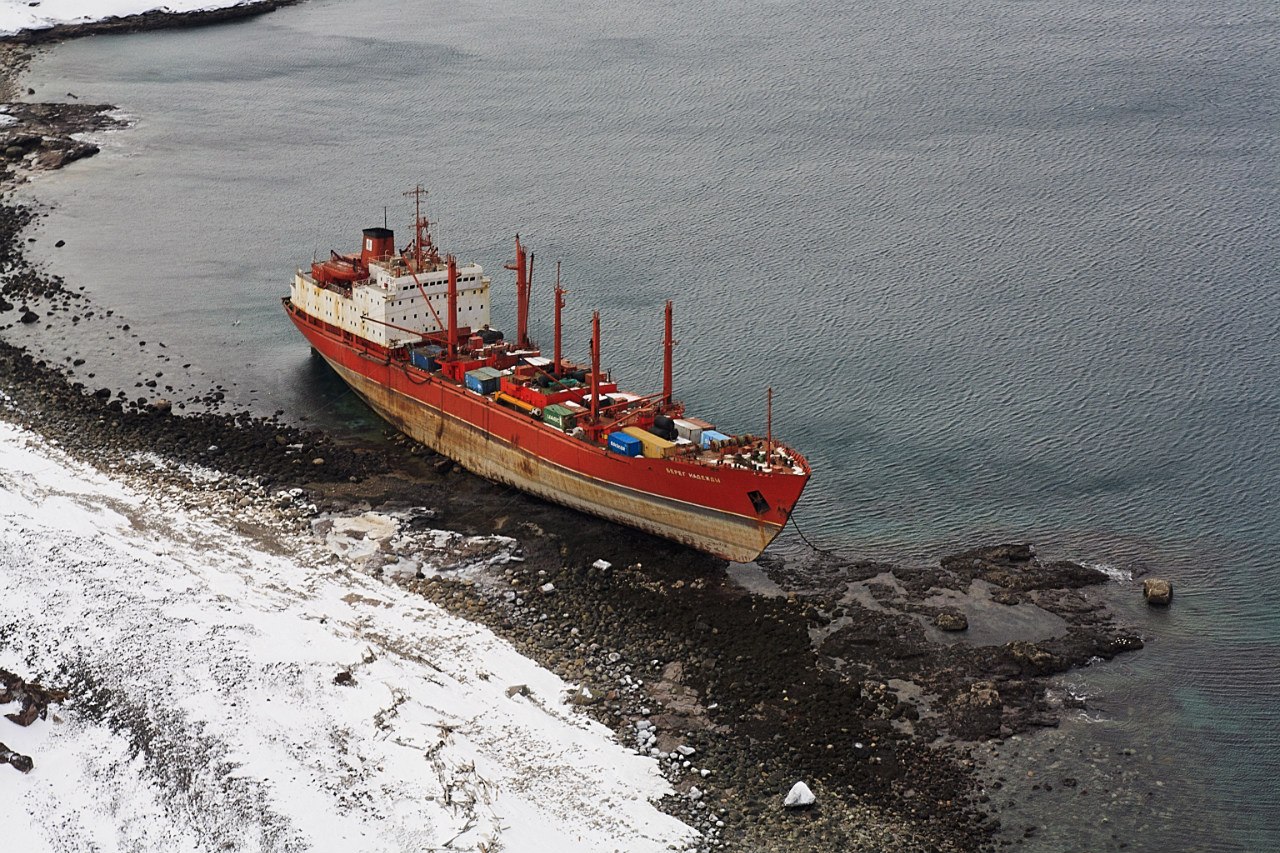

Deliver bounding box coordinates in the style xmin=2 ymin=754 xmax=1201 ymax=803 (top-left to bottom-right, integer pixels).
xmin=284 ymin=190 xmax=810 ymax=562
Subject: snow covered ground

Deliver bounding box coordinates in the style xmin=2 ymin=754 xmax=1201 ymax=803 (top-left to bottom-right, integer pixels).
xmin=0 ymin=418 xmax=694 ymax=852
xmin=0 ymin=1 xmax=272 ymax=36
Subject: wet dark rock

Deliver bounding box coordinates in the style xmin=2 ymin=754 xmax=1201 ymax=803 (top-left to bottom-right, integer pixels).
xmin=942 ymin=544 xmax=1107 ymax=591
xmin=19 ymin=308 xmax=37 ymax=323
xmin=333 ymin=671 xmax=356 ymax=686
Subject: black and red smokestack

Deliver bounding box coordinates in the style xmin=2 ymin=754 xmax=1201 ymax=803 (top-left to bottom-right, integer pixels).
xmin=361 ymin=227 xmax=394 ymax=266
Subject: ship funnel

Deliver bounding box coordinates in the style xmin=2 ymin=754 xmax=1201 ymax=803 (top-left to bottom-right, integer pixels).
xmin=361 ymin=227 xmax=394 ymax=265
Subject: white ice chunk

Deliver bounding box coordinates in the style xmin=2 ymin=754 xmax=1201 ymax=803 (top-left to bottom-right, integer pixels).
xmin=784 ymin=781 xmax=816 ymax=808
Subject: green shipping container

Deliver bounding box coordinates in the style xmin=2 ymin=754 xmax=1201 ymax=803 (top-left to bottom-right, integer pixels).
xmin=542 ymin=403 xmax=577 ymax=431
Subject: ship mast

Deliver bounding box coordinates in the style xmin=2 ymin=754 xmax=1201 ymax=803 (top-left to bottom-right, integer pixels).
xmin=403 ymin=184 xmax=438 ymax=268
xmin=590 ymin=311 xmax=601 ymax=422
xmin=766 ymin=386 xmax=773 ymax=450
xmin=662 ymin=300 xmax=676 ymax=408
xmin=554 ymin=261 xmax=565 ymax=377
xmin=447 ymin=254 xmax=459 ymax=358
xmin=505 ymin=236 xmax=533 ymax=349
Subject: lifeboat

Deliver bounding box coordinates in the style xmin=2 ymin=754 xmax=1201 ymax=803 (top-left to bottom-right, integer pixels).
xmin=311 ymin=252 xmax=365 ymax=284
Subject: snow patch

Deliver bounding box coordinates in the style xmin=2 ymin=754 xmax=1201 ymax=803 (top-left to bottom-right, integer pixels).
xmin=0 ymin=421 xmax=695 ymax=851
xmin=0 ymin=1 xmax=274 ymax=36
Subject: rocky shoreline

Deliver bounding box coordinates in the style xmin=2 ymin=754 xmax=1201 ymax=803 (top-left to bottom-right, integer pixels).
xmin=0 ymin=10 xmax=1151 ymax=852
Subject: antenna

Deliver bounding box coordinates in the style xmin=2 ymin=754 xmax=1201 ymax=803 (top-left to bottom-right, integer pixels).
xmin=402 ymin=184 xmax=436 ymax=267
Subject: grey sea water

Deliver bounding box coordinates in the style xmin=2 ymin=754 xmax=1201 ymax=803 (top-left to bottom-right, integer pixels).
xmin=11 ymin=0 xmax=1279 ymax=848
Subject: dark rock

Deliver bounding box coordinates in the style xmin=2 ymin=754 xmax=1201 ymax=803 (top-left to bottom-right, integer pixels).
xmin=0 ymin=743 xmax=34 ymax=773
xmin=333 ymin=670 xmax=356 ymax=686
xmin=935 ymin=610 xmax=969 ymax=632
xmin=19 ymin=309 xmax=38 ymax=324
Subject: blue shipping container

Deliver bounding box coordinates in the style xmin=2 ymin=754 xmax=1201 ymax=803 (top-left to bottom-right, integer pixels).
xmin=700 ymin=429 xmax=731 ymax=449
xmin=464 ymin=368 xmax=502 ymax=395
xmin=410 ymin=350 xmax=438 ymax=372
xmin=608 ymin=432 xmax=643 ymax=457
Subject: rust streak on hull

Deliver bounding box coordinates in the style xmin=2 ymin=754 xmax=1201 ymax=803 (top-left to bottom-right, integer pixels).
xmin=323 ymin=352 xmax=780 ymax=562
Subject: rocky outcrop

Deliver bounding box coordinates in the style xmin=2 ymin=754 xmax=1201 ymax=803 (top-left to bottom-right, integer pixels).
xmin=1 ymin=668 xmax=67 ymax=726
xmin=948 ymin=681 xmax=1002 ymax=739
xmin=935 ymin=609 xmax=969 ymax=632
xmin=942 ymin=544 xmax=1109 ymax=591
xmin=1 ymin=1 xmax=304 ymax=45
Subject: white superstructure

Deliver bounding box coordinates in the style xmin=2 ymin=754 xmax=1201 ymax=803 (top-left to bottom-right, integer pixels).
xmin=290 ymin=258 xmax=491 ymax=348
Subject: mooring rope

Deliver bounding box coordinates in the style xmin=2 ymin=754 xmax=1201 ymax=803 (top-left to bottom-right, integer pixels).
xmin=787 ymin=512 xmax=841 ymax=557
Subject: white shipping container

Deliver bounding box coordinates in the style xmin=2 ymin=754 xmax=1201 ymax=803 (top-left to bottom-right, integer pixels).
xmin=673 ymin=418 xmax=703 ymax=445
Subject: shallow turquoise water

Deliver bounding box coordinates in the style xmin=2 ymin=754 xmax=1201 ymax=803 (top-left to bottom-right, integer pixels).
xmin=12 ymin=0 xmax=1279 ymax=847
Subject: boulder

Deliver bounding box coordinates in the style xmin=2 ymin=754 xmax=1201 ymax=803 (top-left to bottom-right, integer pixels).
xmin=934 ymin=609 xmax=969 ymax=632
xmin=784 ymin=781 xmax=815 ymax=808
xmin=1143 ymin=578 xmax=1173 ymax=607
xmin=0 ymin=743 xmax=34 ymax=774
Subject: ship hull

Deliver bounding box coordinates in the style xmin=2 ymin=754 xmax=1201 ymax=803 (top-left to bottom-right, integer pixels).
xmin=286 ymin=301 xmax=807 ymax=562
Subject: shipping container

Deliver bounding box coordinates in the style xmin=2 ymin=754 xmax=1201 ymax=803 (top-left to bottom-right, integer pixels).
xmin=623 ymin=426 xmax=677 ymax=459
xmin=464 ymin=366 xmax=503 ymax=395
xmin=542 ymin=403 xmax=577 ymax=431
xmin=684 ymin=417 xmax=716 ymax=431
xmin=700 ymin=429 xmax=732 ymax=449
xmin=410 ymin=350 xmax=438 ymax=372
xmin=672 ymin=418 xmax=703 ymax=445
xmin=607 ymin=432 xmax=643 ymax=457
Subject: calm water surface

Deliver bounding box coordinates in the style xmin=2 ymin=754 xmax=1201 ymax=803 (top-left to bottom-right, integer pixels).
xmin=12 ymin=0 xmax=1279 ymax=848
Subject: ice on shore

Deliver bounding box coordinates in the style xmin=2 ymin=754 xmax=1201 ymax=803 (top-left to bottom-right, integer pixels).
xmin=0 ymin=420 xmax=694 ymax=852
xmin=0 ymin=1 xmax=273 ymax=37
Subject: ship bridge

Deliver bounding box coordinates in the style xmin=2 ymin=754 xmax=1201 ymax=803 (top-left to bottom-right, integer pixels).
xmin=291 ymin=258 xmax=491 ymax=348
